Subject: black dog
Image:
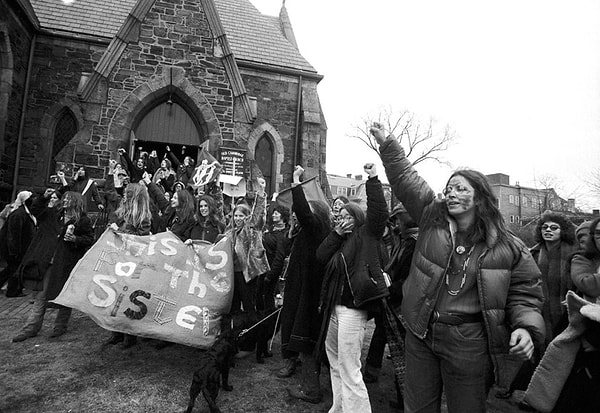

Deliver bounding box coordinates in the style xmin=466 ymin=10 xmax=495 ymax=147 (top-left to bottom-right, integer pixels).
xmin=234 ymin=309 xmax=281 ymax=364
xmin=185 ymin=315 xmax=236 ymax=413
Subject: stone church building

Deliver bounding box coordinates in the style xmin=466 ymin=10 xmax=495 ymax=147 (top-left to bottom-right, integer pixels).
xmin=0 ymin=0 xmax=328 ymax=204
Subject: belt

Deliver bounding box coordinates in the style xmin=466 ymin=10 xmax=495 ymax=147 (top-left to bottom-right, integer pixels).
xmin=430 ymin=311 xmax=484 ymax=325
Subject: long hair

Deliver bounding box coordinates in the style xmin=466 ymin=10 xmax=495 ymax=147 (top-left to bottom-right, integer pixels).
xmin=115 ymin=183 xmax=152 ymax=229
xmin=340 ymin=202 xmax=365 ymax=229
xmin=446 ymin=169 xmax=508 ymax=245
xmin=175 ymin=189 xmax=196 ymax=222
xmin=62 ymin=191 xmax=84 ymax=224
xmin=196 ymin=194 xmax=223 ymax=229
xmin=534 ymin=211 xmax=575 ymax=245
xmin=582 ymin=217 xmax=600 ymax=260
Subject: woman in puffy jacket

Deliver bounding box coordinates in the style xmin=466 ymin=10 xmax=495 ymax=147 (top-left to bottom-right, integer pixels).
xmin=316 ymin=163 xmax=389 ymax=412
xmin=370 ymin=123 xmax=544 ymax=413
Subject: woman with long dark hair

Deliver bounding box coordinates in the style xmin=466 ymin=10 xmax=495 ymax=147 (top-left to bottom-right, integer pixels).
xmin=105 ymin=183 xmax=153 ymax=348
xmin=160 ymin=189 xmax=196 ymax=242
xmin=189 ymin=194 xmax=225 ymax=243
xmin=12 ymin=191 xmax=94 ymax=342
xmin=370 ymin=123 xmax=544 ymax=413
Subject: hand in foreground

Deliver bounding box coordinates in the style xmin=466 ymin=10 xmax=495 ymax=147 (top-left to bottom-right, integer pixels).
xmin=509 ymin=328 xmax=534 ymax=360
xmin=44 ymin=188 xmax=55 ymax=198
xmin=109 ymin=223 xmax=119 ymax=231
xmin=369 ymin=122 xmax=388 ymax=145
xmin=142 ymin=171 xmax=152 ymax=185
xmin=184 ymin=239 xmax=193 ymax=246
xmin=293 ymin=165 xmax=304 ymax=184
xmin=364 ymin=163 xmax=377 ymax=178
xmin=334 ymin=220 xmax=354 ymax=236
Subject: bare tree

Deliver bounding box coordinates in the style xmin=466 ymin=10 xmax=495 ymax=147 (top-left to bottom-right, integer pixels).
xmin=585 ymin=167 xmax=600 ymax=204
xmin=348 ymin=106 xmax=457 ymax=166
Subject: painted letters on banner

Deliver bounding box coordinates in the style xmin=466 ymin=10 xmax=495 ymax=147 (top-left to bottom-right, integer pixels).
xmin=53 ymin=230 xmax=234 ymax=349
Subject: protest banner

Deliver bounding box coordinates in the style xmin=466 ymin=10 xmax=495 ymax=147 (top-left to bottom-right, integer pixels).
xmin=53 ymin=230 xmax=234 ymax=349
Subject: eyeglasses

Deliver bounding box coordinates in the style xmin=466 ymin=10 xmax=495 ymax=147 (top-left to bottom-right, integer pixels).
xmin=541 ymin=224 xmax=560 ymax=231
xmin=442 ymin=185 xmax=471 ymax=197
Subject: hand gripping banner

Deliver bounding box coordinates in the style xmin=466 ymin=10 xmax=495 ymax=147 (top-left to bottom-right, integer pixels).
xmin=53 ymin=229 xmax=234 ymax=349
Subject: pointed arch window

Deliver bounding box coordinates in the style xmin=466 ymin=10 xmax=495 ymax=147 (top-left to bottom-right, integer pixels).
xmin=255 ymin=134 xmax=274 ymax=196
xmin=50 ymin=109 xmax=77 ymax=172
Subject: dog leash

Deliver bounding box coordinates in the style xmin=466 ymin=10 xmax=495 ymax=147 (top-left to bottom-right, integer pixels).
xmin=238 ymin=307 xmax=282 ymax=338
xmin=268 ymin=306 xmax=282 ymax=352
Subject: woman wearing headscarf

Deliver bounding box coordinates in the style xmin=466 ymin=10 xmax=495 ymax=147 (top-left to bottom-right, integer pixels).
xmin=370 ymin=123 xmax=544 ymax=413
xmin=316 ymin=163 xmax=389 ymax=412
xmin=12 ymin=191 xmax=94 ymax=341
xmin=0 ymin=190 xmax=37 ymax=297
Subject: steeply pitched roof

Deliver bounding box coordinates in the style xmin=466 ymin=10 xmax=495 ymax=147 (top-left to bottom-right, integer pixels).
xmin=213 ymin=0 xmax=316 ymax=73
xmin=30 ymin=0 xmax=135 ymax=39
xmin=29 ymin=0 xmax=317 ymax=73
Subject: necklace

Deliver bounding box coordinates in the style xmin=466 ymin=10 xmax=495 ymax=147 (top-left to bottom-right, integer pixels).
xmin=446 ymin=245 xmax=475 ymax=296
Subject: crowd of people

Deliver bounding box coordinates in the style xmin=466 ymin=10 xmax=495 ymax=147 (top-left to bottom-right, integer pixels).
xmin=1 ymin=132 xmax=599 ymax=413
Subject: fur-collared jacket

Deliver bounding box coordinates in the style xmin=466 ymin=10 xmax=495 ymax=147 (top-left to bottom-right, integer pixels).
xmin=226 ymin=192 xmax=270 ymax=283
xmin=530 ymin=241 xmax=576 ymax=345
xmin=379 ymin=138 xmax=545 ymax=387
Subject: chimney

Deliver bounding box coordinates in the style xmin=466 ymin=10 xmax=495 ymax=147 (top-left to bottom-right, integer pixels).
xmin=355 ymin=174 xmax=363 ymax=180
xmin=346 ymin=174 xmax=352 ymax=178
xmin=568 ymin=198 xmax=575 ymax=212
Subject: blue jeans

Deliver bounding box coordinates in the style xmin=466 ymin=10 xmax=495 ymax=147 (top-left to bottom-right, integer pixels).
xmin=404 ymin=321 xmax=493 ymax=413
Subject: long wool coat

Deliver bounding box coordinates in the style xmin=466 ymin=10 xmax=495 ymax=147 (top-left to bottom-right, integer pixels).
xmin=280 ymin=185 xmax=330 ymax=357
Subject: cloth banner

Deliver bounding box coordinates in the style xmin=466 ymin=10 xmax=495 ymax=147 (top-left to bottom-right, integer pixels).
xmin=275 ymin=176 xmax=329 ymax=210
xmin=53 ymin=229 xmax=234 ymax=349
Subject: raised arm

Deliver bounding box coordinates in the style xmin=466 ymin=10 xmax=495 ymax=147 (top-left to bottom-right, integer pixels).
xmin=250 ymin=177 xmax=267 ymax=230
xmin=363 ymin=163 xmax=389 ymax=239
xmin=370 ymin=123 xmax=437 ymax=225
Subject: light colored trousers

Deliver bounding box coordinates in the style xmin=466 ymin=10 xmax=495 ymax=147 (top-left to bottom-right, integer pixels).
xmin=325 ymin=305 xmax=371 ymax=413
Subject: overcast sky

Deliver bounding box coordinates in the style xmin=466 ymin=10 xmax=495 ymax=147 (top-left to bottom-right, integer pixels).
xmin=249 ymin=0 xmax=600 ymax=210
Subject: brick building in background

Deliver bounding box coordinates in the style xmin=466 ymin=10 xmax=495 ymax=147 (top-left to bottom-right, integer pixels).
xmin=0 ymin=0 xmax=328 ymax=204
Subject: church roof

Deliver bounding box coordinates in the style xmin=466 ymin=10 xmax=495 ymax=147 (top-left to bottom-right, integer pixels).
xmin=29 ymin=0 xmax=317 ymax=74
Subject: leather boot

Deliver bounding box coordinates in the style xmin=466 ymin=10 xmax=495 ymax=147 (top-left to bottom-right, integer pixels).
xmin=276 ymin=357 xmax=299 ymax=378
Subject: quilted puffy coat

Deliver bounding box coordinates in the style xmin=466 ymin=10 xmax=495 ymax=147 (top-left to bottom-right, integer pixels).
xmin=379 ymin=138 xmax=545 ymax=386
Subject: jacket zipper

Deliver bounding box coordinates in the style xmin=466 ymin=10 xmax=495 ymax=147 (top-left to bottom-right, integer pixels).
xmin=340 ymin=253 xmax=357 ymax=306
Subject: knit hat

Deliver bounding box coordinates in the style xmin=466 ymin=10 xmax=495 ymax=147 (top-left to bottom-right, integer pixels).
xmin=575 ymin=220 xmax=592 ymax=240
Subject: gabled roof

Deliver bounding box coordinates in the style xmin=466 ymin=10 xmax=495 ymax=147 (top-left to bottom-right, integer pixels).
xmin=213 ymin=0 xmax=315 ymax=73
xmin=30 ymin=0 xmax=135 ymax=39
xmin=29 ymin=0 xmax=317 ymax=74
xmin=327 ymin=174 xmax=364 ymax=188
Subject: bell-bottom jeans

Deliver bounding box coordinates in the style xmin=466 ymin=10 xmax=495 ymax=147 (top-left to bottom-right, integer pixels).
xmin=325 ymin=305 xmax=371 ymax=413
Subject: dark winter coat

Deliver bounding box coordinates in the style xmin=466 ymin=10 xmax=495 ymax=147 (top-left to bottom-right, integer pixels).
xmin=120 ymin=152 xmax=146 ymax=183
xmin=167 ymin=151 xmax=194 ymax=186
xmin=280 ymin=184 xmax=330 ymax=357
xmin=189 ymin=216 xmax=225 ymax=244
xmin=530 ymin=241 xmax=576 ymax=345
xmin=379 ymin=138 xmax=545 ymax=387
xmin=261 ymin=225 xmax=291 ymax=283
xmin=46 ymin=213 xmax=95 ymax=300
xmin=65 ymin=177 xmax=104 ymax=213
xmin=19 ymin=194 xmax=62 ymax=291
xmin=0 ymin=205 xmax=36 ymax=263
xmin=317 ymin=176 xmax=390 ymax=311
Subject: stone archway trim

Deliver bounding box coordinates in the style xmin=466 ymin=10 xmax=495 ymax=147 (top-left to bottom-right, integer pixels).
xmin=247 ymin=121 xmax=285 ymax=189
